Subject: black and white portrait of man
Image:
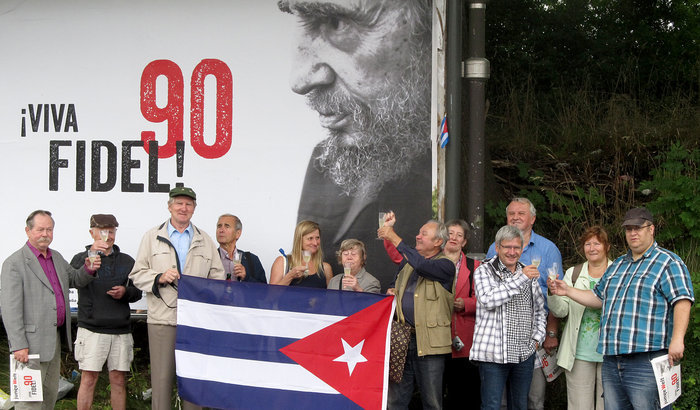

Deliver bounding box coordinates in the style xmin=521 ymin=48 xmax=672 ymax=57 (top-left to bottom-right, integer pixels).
xmin=278 ymin=0 xmax=434 ymax=289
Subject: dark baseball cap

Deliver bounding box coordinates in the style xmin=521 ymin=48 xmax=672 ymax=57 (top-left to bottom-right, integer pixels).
xmin=90 ymin=214 xmax=119 ymax=228
xmin=621 ymin=207 xmax=653 ymax=227
xmin=169 ymin=186 xmax=196 ymax=200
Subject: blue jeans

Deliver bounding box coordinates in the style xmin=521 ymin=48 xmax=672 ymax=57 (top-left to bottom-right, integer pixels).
xmin=388 ymin=334 xmax=446 ymax=410
xmin=478 ymin=353 xmax=535 ymax=410
xmin=602 ymin=350 xmax=671 ymax=410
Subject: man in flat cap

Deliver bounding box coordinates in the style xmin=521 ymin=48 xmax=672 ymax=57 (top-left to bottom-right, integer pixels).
xmin=129 ymin=187 xmax=225 ymax=410
xmin=550 ymin=207 xmax=694 ymax=409
xmin=70 ymin=214 xmax=141 ymax=410
xmin=1 ymin=210 xmax=103 ymax=409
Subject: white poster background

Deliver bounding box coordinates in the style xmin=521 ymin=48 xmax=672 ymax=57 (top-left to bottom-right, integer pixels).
xmin=0 ymin=0 xmax=336 ymax=274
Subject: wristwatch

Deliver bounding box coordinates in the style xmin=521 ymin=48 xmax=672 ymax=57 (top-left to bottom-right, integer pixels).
xmin=547 ymin=330 xmax=557 ymax=338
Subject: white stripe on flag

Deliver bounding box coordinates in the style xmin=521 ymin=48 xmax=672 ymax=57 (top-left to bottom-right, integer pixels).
xmin=177 ymin=299 xmax=346 ymax=338
xmin=175 ymin=350 xmax=339 ymax=394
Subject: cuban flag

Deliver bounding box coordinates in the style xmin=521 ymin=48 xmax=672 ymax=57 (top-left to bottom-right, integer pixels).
xmin=439 ymin=114 xmax=449 ymax=148
xmin=174 ymin=275 xmax=394 ymax=409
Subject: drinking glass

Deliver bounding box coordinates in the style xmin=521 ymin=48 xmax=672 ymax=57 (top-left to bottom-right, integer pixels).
xmin=99 ymin=229 xmax=109 ymax=242
xmin=531 ymin=254 xmax=542 ymax=268
xmin=377 ymin=212 xmax=387 ymax=239
xmin=549 ymin=262 xmax=559 ymax=281
xmin=232 ymin=251 xmax=242 ymax=281
xmin=87 ymin=250 xmax=98 ymax=270
xmin=378 ymin=212 xmax=387 ymax=229
xmin=302 ymin=250 xmax=311 ymax=277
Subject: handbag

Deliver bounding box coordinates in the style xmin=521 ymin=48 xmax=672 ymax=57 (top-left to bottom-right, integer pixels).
xmin=389 ymin=320 xmax=412 ymax=383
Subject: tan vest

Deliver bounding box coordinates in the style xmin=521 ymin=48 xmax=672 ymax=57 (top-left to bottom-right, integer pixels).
xmin=395 ymin=252 xmax=454 ymax=356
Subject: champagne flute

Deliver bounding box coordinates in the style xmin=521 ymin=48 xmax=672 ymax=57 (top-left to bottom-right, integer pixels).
xmin=87 ymin=250 xmax=98 ymax=270
xmin=549 ymin=262 xmax=559 ymax=281
xmin=302 ymin=250 xmax=311 ymax=277
xmin=342 ymin=263 xmax=353 ymax=290
xmin=99 ymin=229 xmax=109 ymax=242
xmin=531 ymin=255 xmax=542 ymax=268
xmin=377 ymin=211 xmax=387 ymax=239
xmin=378 ymin=212 xmax=387 ymax=229
xmin=232 ymin=251 xmax=242 ymax=281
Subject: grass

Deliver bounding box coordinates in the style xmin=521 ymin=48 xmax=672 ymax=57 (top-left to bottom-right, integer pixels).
xmin=0 ymin=320 xmax=153 ymax=409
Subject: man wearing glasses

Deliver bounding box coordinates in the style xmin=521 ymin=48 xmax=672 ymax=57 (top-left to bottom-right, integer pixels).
xmin=549 ymin=207 xmax=694 ymax=410
xmin=70 ymin=214 xmax=141 ymax=410
xmin=471 ymin=225 xmax=546 ymax=410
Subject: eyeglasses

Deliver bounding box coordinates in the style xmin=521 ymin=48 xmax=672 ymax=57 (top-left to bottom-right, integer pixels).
xmin=625 ymin=224 xmax=652 ymax=233
xmin=341 ymin=250 xmax=360 ymax=256
xmin=497 ymin=245 xmax=521 ymax=251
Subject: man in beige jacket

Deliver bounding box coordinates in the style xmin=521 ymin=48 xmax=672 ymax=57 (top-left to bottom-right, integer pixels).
xmin=130 ymin=187 xmax=225 ymax=410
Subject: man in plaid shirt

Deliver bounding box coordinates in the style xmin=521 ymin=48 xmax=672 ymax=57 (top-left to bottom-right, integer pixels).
xmin=550 ymin=208 xmax=694 ymax=410
xmin=470 ymin=225 xmax=546 ymax=410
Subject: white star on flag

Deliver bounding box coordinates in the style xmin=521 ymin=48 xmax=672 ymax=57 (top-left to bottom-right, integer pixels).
xmin=333 ymin=338 xmax=368 ymax=376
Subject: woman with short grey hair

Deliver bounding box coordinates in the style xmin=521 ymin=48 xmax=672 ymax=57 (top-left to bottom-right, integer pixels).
xmin=328 ymin=239 xmax=380 ymax=293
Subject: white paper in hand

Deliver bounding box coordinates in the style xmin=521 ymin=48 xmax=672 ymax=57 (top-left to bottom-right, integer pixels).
xmin=537 ymin=348 xmax=563 ymax=382
xmin=9 ymin=354 xmax=43 ymax=402
xmin=650 ymin=354 xmax=681 ymax=407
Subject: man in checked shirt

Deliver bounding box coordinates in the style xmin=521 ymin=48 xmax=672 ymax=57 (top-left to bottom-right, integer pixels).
xmin=550 ymin=207 xmax=694 ymax=410
xmin=470 ymin=225 xmax=546 ymax=410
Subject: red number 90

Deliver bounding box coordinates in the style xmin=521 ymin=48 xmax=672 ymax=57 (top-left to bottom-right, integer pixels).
xmin=140 ymin=59 xmax=232 ymax=159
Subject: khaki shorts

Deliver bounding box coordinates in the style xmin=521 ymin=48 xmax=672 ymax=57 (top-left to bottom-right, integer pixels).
xmin=74 ymin=327 xmax=134 ymax=372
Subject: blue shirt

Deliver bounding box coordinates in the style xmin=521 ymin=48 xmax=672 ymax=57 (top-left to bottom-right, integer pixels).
xmin=167 ymin=221 xmax=192 ymax=272
xmin=486 ymin=230 xmax=563 ymax=312
xmin=593 ymin=242 xmax=695 ymax=355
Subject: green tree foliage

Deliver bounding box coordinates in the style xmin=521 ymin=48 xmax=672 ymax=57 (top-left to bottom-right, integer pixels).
xmin=639 ymin=143 xmax=700 ymax=409
xmin=487 ymin=0 xmax=700 ymax=96
xmin=483 ymin=2 xmax=700 ymax=408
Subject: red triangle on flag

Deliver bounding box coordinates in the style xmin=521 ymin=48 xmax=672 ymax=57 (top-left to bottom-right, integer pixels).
xmin=279 ymin=296 xmax=394 ymax=410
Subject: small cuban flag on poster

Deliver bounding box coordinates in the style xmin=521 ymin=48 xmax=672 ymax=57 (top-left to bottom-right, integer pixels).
xmin=439 ymin=114 xmax=449 ymax=148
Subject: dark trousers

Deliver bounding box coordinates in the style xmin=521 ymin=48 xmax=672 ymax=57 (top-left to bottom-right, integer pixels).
xmin=444 ymin=357 xmax=481 ymax=409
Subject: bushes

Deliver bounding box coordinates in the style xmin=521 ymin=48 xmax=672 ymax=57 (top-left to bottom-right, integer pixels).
xmin=639 ymin=143 xmax=700 ymax=410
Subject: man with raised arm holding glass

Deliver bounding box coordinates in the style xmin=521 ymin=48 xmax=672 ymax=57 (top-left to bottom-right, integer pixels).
xmin=472 ymin=225 xmax=546 ymax=410
xmin=549 ymin=207 xmax=694 ymax=410
xmin=379 ymin=212 xmax=455 ymax=410
xmin=70 ymin=214 xmax=141 ymax=410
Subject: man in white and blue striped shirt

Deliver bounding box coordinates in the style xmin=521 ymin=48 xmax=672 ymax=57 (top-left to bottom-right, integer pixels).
xmin=471 ymin=225 xmax=546 ymax=410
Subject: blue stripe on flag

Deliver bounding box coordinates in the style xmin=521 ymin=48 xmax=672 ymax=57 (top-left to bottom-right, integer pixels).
xmin=176 ymin=325 xmax=296 ymax=363
xmin=439 ymin=114 xmax=449 ymax=148
xmin=178 ymin=275 xmax=384 ymax=315
xmin=177 ymin=377 xmax=361 ymax=410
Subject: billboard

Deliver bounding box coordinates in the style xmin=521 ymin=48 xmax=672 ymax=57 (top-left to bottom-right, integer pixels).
xmin=0 ymin=0 xmax=436 ymax=290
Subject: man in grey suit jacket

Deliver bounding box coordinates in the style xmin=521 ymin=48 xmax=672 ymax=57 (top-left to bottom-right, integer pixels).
xmin=1 ymin=210 xmax=104 ymax=409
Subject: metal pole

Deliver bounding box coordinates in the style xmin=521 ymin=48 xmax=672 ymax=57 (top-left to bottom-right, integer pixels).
xmin=445 ymin=0 xmax=463 ymax=222
xmin=464 ymin=0 xmax=489 ymax=254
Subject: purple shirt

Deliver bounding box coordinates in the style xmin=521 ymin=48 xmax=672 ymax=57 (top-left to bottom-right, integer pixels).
xmin=218 ymin=247 xmax=238 ymax=281
xmin=26 ymin=241 xmax=66 ymax=327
